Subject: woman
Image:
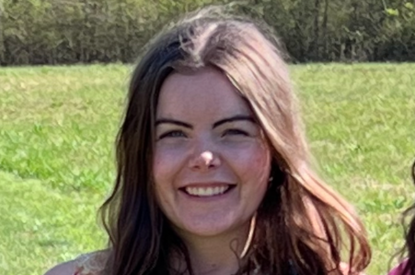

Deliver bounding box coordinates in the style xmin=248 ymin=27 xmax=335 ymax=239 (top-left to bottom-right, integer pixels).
xmin=388 ymin=161 xmax=415 ymax=275
xmin=45 ymin=7 xmax=371 ymax=275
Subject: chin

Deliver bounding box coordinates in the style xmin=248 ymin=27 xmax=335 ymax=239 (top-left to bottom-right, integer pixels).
xmin=177 ymin=218 xmax=242 ymax=238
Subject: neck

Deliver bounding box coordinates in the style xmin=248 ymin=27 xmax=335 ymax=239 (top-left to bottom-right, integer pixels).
xmin=172 ymin=221 xmax=252 ymax=275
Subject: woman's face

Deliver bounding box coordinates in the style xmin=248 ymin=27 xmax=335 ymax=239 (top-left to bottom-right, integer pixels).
xmin=153 ymin=66 xmax=271 ymax=238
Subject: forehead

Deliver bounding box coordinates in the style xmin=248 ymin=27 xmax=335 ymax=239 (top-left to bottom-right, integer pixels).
xmin=157 ymin=67 xmax=252 ymax=119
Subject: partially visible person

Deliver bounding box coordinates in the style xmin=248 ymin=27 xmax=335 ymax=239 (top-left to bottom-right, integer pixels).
xmin=45 ymin=6 xmax=371 ymax=275
xmin=388 ymin=161 xmax=415 ymax=275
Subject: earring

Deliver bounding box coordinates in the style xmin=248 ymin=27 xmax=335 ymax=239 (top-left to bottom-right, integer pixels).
xmin=268 ymin=176 xmax=273 ymax=182
xmin=240 ymin=212 xmax=257 ymax=258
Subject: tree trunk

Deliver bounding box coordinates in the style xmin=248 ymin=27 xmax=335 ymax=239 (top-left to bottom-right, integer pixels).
xmin=0 ymin=0 xmax=4 ymax=64
xmin=322 ymin=0 xmax=329 ymax=60
xmin=312 ymin=0 xmax=321 ymax=60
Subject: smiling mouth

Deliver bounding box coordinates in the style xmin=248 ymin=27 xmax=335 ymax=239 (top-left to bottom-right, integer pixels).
xmin=181 ymin=185 xmax=235 ymax=197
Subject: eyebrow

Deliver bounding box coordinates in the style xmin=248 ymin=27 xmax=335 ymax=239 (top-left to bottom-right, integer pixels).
xmin=155 ymin=119 xmax=193 ymax=129
xmin=212 ymin=115 xmax=255 ymax=128
xmin=155 ymin=115 xmax=255 ymax=129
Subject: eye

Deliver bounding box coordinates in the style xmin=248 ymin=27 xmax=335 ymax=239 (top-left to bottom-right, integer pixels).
xmin=158 ymin=130 xmax=187 ymax=139
xmin=223 ymin=128 xmax=249 ymax=136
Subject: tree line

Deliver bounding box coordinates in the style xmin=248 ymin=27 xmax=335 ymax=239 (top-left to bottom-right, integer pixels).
xmin=0 ymin=0 xmax=414 ymax=65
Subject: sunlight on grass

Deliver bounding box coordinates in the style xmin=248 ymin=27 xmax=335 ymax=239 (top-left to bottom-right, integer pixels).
xmin=0 ymin=63 xmax=414 ymax=275
xmin=291 ymin=64 xmax=415 ymax=275
xmin=0 ymin=171 xmax=105 ymax=275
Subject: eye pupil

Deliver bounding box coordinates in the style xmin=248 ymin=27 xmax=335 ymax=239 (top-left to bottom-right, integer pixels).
xmin=169 ymin=131 xmax=183 ymax=137
xmin=225 ymin=129 xmax=247 ymax=136
xmin=159 ymin=130 xmax=185 ymax=140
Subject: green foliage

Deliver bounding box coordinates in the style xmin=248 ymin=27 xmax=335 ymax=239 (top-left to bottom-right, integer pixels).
xmin=251 ymin=0 xmax=415 ymax=62
xmin=0 ymin=0 xmax=233 ymax=65
xmin=0 ymin=0 xmax=414 ymax=65
xmin=0 ymin=64 xmax=414 ymax=274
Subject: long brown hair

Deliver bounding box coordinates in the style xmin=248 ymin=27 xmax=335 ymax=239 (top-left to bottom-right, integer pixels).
xmin=99 ymin=6 xmax=371 ymax=275
xmin=395 ymin=160 xmax=415 ymax=275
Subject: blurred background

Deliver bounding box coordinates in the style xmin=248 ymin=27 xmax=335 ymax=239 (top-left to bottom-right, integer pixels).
xmin=0 ymin=0 xmax=414 ymax=65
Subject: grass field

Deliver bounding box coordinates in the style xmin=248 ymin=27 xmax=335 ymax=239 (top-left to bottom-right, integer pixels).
xmin=0 ymin=63 xmax=414 ymax=275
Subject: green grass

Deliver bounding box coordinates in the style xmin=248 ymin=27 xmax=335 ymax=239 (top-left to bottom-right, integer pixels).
xmin=0 ymin=63 xmax=414 ymax=275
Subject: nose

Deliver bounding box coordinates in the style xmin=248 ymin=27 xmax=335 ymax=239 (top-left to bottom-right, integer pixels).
xmin=188 ymin=150 xmax=221 ymax=171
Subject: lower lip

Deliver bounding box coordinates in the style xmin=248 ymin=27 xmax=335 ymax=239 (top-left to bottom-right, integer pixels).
xmin=179 ymin=186 xmax=236 ymax=201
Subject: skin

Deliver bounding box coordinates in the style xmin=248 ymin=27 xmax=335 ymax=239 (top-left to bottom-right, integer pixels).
xmin=153 ymin=66 xmax=271 ymax=274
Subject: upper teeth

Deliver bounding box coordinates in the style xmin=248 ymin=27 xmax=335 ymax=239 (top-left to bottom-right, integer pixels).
xmin=185 ymin=186 xmax=229 ymax=197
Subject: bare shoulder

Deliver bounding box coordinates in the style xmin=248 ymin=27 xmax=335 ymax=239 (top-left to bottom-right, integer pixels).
xmin=44 ymin=260 xmax=77 ymax=275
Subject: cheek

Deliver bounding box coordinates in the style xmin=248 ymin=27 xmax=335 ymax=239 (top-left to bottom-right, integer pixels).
xmin=152 ymin=151 xmax=165 ymax=184
xmin=231 ymin=143 xmax=271 ymax=187
xmin=227 ymin=142 xmax=271 ymax=193
xmin=153 ymin=149 xmax=177 ymax=212
xmin=153 ymin=146 xmax=184 ymax=190
xmin=234 ymin=145 xmax=271 ymax=211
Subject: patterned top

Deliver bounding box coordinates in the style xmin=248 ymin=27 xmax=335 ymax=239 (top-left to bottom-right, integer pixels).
xmin=72 ymin=250 xmax=299 ymax=275
xmin=73 ymin=251 xmax=108 ymax=275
